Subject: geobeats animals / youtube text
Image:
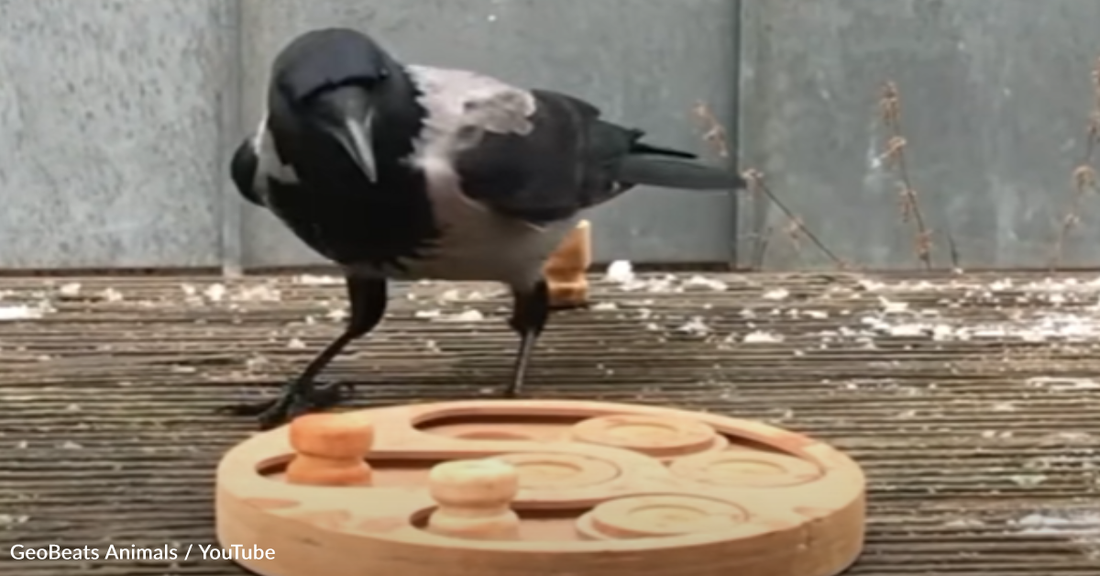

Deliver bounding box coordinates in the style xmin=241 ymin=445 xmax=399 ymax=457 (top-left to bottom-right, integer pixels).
xmin=8 ymin=543 xmax=276 ymax=562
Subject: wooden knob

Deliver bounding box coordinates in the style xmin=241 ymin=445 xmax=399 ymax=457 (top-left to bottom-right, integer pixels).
xmin=429 ymin=458 xmax=519 ymax=508
xmin=426 ymin=459 xmax=521 ymax=540
xmin=284 ymin=412 xmax=374 ymax=486
xmin=289 ymin=412 xmax=374 ymax=459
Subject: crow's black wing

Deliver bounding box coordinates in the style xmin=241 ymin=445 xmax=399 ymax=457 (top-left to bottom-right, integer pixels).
xmin=230 ymin=139 xmax=265 ymax=207
xmin=451 ymin=89 xmax=643 ymax=226
xmin=451 ymin=88 xmax=743 ymax=226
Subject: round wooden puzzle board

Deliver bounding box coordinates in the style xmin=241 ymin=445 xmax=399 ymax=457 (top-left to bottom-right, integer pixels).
xmin=215 ymin=399 xmax=866 ymax=576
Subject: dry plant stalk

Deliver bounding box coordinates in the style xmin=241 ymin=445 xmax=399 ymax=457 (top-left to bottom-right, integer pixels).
xmin=879 ymin=81 xmax=934 ymax=270
xmin=691 ymin=102 xmax=850 ymax=270
xmin=1049 ymin=57 xmax=1100 ymax=269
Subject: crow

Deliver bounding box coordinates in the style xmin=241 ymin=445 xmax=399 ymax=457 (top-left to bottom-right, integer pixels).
xmin=222 ymin=27 xmax=747 ymax=429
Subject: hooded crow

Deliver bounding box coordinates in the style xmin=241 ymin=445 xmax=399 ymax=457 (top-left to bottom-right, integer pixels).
xmin=223 ymin=27 xmax=747 ymax=429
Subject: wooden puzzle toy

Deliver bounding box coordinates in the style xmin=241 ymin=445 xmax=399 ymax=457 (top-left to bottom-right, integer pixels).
xmin=215 ymin=399 xmax=866 ymax=576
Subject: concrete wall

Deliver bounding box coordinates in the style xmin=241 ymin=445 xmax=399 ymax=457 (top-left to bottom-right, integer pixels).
xmin=0 ymin=0 xmax=236 ymax=269
xmin=740 ymin=0 xmax=1100 ymax=270
xmin=5 ymin=0 xmax=1100 ymax=271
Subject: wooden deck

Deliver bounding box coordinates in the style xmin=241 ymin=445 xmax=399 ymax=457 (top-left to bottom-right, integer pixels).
xmin=2 ymin=270 xmax=1099 ymax=574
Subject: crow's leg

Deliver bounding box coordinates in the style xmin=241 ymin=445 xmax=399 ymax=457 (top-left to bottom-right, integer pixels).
xmin=503 ymin=279 xmax=551 ymax=398
xmin=218 ymin=276 xmax=388 ymax=429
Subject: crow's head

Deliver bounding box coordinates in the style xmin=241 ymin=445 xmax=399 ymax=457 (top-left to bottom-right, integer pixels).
xmin=268 ymin=27 xmax=399 ymax=183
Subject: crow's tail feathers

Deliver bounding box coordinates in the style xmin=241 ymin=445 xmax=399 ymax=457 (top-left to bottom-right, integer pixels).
xmin=613 ymin=143 xmax=747 ymax=190
xmin=628 ymin=142 xmax=698 ymax=159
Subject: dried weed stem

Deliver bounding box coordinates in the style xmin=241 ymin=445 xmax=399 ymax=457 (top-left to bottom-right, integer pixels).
xmin=692 ymin=102 xmax=849 ymax=270
xmin=1049 ymin=57 xmax=1100 ymax=269
xmin=879 ymin=81 xmax=934 ymax=270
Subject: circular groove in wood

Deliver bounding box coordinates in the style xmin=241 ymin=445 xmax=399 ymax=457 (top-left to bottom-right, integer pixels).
xmin=582 ymin=494 xmax=750 ymax=540
xmin=494 ymin=452 xmax=620 ymax=490
xmin=569 ymin=414 xmax=719 ymax=458
xmin=669 ymin=451 xmax=822 ymax=488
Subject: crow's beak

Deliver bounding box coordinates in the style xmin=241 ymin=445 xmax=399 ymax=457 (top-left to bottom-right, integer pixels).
xmin=318 ymin=87 xmax=378 ymax=183
xmin=334 ymin=112 xmax=377 ymax=183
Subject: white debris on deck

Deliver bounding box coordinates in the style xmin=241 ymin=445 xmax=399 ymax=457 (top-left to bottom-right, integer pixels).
xmin=0 ymin=305 xmax=47 ymax=321
xmin=604 ymin=260 xmax=635 ymax=284
xmin=1011 ymin=512 xmax=1100 ymax=558
xmin=603 ymin=261 xmax=728 ymax=293
xmin=816 ymin=275 xmax=1100 ymax=345
xmin=0 ymin=288 xmax=55 ymax=321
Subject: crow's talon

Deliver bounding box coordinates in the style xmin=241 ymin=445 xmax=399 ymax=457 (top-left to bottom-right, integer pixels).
xmin=216 ymin=380 xmax=355 ymax=430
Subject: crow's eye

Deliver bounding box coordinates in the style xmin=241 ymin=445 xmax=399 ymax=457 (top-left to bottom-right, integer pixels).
xmin=344 ymin=76 xmax=381 ymax=91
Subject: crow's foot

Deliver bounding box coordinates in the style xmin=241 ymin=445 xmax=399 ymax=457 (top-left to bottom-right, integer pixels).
xmin=217 ymin=380 xmax=354 ymax=430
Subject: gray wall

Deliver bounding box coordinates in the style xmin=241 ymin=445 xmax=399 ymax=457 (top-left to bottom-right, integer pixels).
xmin=740 ymin=0 xmax=1100 ymax=270
xmin=0 ymin=0 xmax=235 ymax=269
xmin=4 ymin=0 xmax=1100 ymax=271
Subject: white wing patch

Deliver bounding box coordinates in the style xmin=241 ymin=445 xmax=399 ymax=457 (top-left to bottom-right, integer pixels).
xmin=404 ymin=65 xmax=536 ymax=167
xmin=252 ymin=116 xmax=299 ymax=187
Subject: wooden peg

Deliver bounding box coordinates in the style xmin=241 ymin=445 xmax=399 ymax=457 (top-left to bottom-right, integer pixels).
xmin=426 ymin=458 xmax=521 ymax=540
xmin=543 ymin=219 xmax=591 ymax=309
xmin=284 ymin=412 xmax=374 ymax=486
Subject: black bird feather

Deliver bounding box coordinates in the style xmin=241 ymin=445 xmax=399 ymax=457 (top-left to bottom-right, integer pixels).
xmin=453 ymin=88 xmax=744 ymax=224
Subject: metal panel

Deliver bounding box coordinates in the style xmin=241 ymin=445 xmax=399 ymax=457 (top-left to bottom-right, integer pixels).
xmin=740 ymin=0 xmax=1100 ymax=270
xmin=238 ymin=0 xmax=740 ymax=268
xmin=0 ymin=0 xmax=236 ymax=270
